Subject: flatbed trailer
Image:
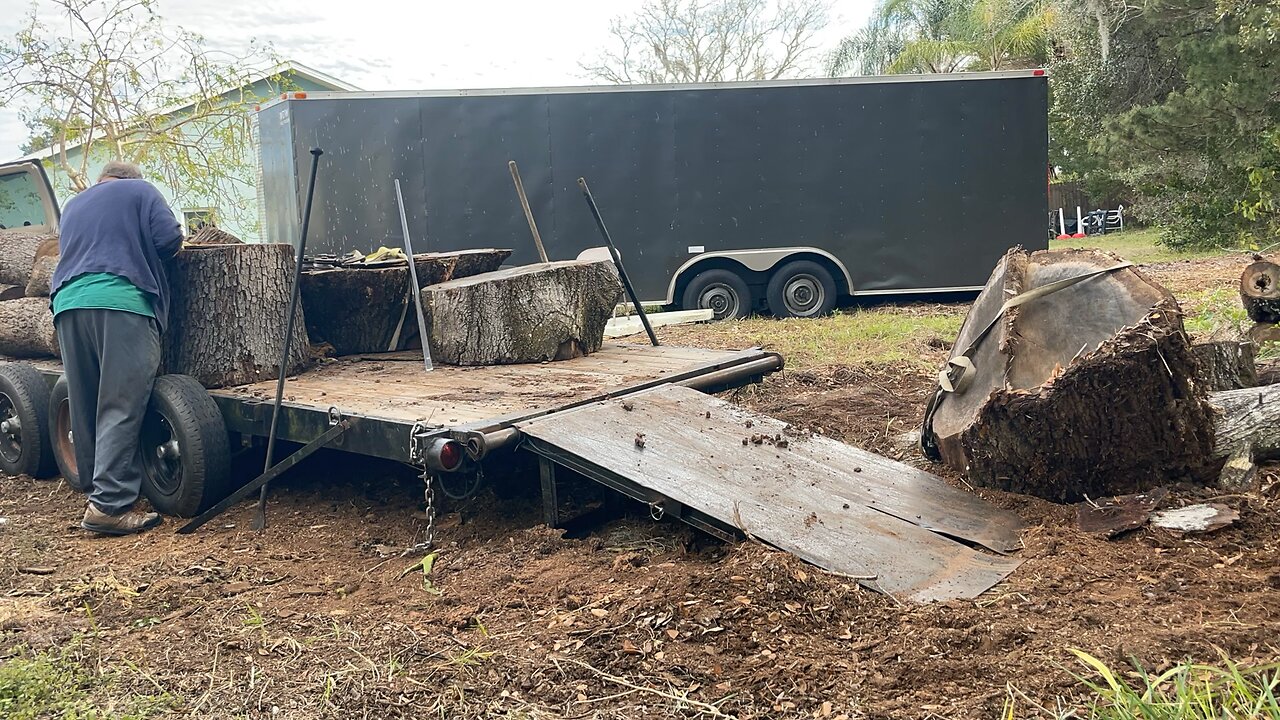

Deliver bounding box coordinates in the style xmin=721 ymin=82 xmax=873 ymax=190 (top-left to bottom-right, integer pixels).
xmin=0 ymin=343 xmax=1025 ymax=602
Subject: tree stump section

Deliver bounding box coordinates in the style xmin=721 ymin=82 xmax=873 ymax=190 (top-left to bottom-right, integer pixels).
xmin=922 ymin=247 xmax=1218 ymax=502
xmin=300 ymin=249 xmax=511 ymax=356
xmin=1209 ymin=383 xmax=1280 ymax=490
xmin=1190 ymin=335 xmax=1257 ymax=391
xmin=0 ymin=231 xmax=56 ymax=286
xmin=161 ymin=244 xmax=311 ymax=388
xmin=1240 ymin=260 xmax=1280 ymax=324
xmin=0 ymin=297 xmax=59 ymax=358
xmin=25 ymin=254 xmax=57 ymax=297
xmin=421 ymin=259 xmax=623 ymax=366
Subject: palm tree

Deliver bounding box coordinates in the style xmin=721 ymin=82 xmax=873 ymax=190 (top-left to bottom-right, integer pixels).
xmin=829 ymin=0 xmax=1052 ymax=76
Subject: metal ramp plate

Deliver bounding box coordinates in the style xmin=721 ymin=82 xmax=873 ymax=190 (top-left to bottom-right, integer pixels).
xmin=518 ymin=385 xmax=1024 ymax=603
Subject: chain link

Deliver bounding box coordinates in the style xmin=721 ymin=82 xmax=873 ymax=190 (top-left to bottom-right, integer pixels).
xmin=422 ymin=469 xmax=437 ymax=549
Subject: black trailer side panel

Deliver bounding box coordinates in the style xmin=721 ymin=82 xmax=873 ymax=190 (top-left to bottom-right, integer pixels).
xmin=261 ymin=76 xmax=1047 ymax=302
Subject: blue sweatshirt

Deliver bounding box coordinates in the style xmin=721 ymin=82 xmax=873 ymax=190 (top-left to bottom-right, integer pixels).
xmin=50 ymin=178 xmax=184 ymax=332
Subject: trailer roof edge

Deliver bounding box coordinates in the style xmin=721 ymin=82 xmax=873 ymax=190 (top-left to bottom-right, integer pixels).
xmin=257 ymin=69 xmax=1048 ymax=111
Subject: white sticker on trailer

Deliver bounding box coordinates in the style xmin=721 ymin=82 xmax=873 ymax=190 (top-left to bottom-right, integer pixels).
xmin=688 ymin=246 xmax=705 ymax=254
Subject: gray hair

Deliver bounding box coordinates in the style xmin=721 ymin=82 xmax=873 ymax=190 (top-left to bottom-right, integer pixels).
xmin=98 ymin=161 xmax=143 ymax=181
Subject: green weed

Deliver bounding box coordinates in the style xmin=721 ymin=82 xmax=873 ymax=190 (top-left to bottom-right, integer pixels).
xmin=0 ymin=644 xmax=173 ymax=720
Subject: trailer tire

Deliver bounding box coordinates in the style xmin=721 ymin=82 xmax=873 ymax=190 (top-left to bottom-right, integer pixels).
xmin=48 ymin=376 xmax=88 ymax=491
xmin=682 ymin=269 xmax=752 ymax=320
xmin=766 ymin=260 xmax=838 ymax=318
xmin=0 ymin=363 xmax=57 ymax=478
xmin=140 ymin=374 xmax=231 ymax=517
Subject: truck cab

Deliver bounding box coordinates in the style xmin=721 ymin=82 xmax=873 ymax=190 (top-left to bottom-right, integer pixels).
xmin=0 ymin=160 xmax=60 ymax=234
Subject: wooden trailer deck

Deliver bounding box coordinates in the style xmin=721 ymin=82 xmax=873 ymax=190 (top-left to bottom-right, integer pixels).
xmin=217 ymin=343 xmax=767 ymax=426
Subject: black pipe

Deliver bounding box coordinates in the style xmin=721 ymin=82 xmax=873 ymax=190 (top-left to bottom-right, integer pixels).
xmin=577 ymin=177 xmax=660 ymax=347
xmin=252 ymin=147 xmax=324 ymax=530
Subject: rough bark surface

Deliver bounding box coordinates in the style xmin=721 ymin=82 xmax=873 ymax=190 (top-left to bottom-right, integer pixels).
xmin=1208 ymin=383 xmax=1280 ymax=490
xmin=0 ymin=297 xmax=59 ymax=358
xmin=162 ymin=244 xmax=311 ymax=388
xmin=421 ymin=259 xmax=623 ymax=366
xmin=300 ymin=249 xmax=511 ymax=356
xmin=25 ymin=254 xmax=57 ymax=297
xmin=188 ymin=226 xmax=243 ymax=245
xmin=1240 ymin=260 xmax=1280 ymax=324
xmin=925 ymin=247 xmax=1219 ymax=502
xmin=1190 ymin=336 xmax=1258 ymax=391
xmin=0 ymin=231 xmax=55 ymax=285
xmin=0 ymin=284 xmax=24 ymax=301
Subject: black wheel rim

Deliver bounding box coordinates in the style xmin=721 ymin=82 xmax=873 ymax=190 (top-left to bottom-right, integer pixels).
xmin=55 ymin=398 xmax=77 ymax=476
xmin=783 ymin=273 xmax=823 ymax=316
xmin=0 ymin=392 xmax=21 ymax=465
xmin=141 ymin=412 xmax=182 ymax=495
xmin=699 ymin=283 xmax=740 ymax=320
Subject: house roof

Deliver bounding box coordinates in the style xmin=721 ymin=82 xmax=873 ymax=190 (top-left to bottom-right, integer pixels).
xmin=13 ymin=60 xmax=359 ymax=162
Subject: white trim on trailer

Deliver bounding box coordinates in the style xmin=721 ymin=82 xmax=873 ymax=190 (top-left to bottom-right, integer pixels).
xmin=852 ymin=285 xmax=985 ymax=296
xmin=257 ymin=69 xmax=1047 ymax=110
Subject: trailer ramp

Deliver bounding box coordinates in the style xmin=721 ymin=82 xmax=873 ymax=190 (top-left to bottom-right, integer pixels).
xmin=518 ymin=385 xmax=1024 ymax=603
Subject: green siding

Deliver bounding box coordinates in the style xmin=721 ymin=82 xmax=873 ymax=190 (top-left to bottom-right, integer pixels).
xmin=39 ymin=74 xmax=338 ymax=244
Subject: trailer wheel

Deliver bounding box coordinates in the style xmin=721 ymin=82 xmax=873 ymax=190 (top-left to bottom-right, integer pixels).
xmin=48 ymin=376 xmax=88 ymax=491
xmin=683 ymin=269 xmax=752 ymax=320
xmin=767 ymin=260 xmax=838 ymax=318
xmin=0 ymin=363 xmax=57 ymax=478
xmin=139 ymin=374 xmax=231 ymax=517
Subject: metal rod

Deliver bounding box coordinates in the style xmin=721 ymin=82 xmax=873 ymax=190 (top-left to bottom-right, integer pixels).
xmin=395 ymin=179 xmax=434 ymax=372
xmin=509 ymin=160 xmax=549 ymax=263
xmin=251 ymin=147 xmax=324 ymax=531
xmin=179 ymin=420 xmax=352 ymax=534
xmin=576 ymin=177 xmax=659 ymax=347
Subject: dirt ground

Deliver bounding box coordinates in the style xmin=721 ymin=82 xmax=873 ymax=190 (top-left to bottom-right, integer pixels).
xmin=2 ymin=254 xmax=1278 ymax=719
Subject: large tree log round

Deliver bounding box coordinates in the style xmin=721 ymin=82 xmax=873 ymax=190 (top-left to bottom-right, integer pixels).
xmin=421 ymin=259 xmax=623 ymax=366
xmin=25 ymin=254 xmax=57 ymax=297
xmin=923 ymin=247 xmax=1218 ymax=502
xmin=161 ymin=244 xmax=311 ymax=388
xmin=0 ymin=231 xmax=56 ymax=285
xmin=1240 ymin=260 xmax=1280 ymax=324
xmin=0 ymin=297 xmax=59 ymax=358
xmin=300 ymin=249 xmax=512 ymax=356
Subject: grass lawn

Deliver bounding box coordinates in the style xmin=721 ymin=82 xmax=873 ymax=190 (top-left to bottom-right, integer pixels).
xmin=1049 ymin=227 xmax=1234 ymax=264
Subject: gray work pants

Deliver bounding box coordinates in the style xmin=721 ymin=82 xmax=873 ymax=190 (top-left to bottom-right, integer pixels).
xmin=54 ymin=309 xmax=161 ymax=515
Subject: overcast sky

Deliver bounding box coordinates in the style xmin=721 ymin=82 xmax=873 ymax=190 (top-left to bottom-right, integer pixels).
xmin=0 ymin=0 xmax=873 ymax=160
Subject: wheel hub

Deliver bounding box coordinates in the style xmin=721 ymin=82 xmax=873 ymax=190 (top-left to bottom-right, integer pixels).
xmin=0 ymin=394 xmax=20 ymax=464
xmin=701 ymin=284 xmax=739 ymax=319
xmin=784 ymin=274 xmax=822 ymax=315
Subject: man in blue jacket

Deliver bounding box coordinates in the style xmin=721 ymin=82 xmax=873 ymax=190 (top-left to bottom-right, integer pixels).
xmin=51 ymin=161 xmax=183 ymax=535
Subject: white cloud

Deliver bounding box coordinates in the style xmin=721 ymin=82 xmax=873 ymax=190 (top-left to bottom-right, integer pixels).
xmin=1 ymin=0 xmax=873 ymax=159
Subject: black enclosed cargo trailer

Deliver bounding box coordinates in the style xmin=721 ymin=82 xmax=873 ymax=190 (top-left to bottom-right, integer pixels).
xmin=255 ymin=71 xmax=1049 ymax=319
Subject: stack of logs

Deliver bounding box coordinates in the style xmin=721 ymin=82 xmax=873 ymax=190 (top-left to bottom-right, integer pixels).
xmin=0 ymin=226 xmax=625 ymax=384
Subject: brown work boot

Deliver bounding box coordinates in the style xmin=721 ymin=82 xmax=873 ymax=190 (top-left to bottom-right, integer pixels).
xmin=81 ymin=504 xmax=162 ymax=536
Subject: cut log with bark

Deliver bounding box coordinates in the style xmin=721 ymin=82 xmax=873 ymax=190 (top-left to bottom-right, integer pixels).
xmin=0 ymin=284 xmax=24 ymax=301
xmin=1190 ymin=335 xmax=1257 ymax=391
xmin=1208 ymin=383 xmax=1280 ymax=490
xmin=187 ymin=226 xmax=243 ymax=245
xmin=161 ymin=244 xmax=310 ymax=388
xmin=1240 ymin=260 xmax=1280 ymax=324
xmin=300 ymin=249 xmax=511 ymax=356
xmin=0 ymin=297 xmax=59 ymax=358
xmin=421 ymin=259 xmax=623 ymax=366
xmin=25 ymin=254 xmax=57 ymax=297
xmin=922 ymin=247 xmax=1218 ymax=502
xmin=0 ymin=231 xmax=56 ymax=286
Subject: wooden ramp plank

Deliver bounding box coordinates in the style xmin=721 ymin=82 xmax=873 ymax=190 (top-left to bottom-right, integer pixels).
xmin=518 ymin=385 xmax=1024 ymax=602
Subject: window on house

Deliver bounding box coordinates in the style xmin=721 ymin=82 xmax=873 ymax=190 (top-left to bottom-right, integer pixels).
xmin=183 ymin=208 xmax=218 ymax=235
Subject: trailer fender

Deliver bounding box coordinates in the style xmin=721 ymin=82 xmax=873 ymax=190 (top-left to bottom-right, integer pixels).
xmin=666 ymin=248 xmax=854 ymax=305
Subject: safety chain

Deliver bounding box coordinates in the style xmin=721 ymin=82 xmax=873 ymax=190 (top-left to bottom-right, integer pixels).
xmin=421 ymin=469 xmax=437 ymax=549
